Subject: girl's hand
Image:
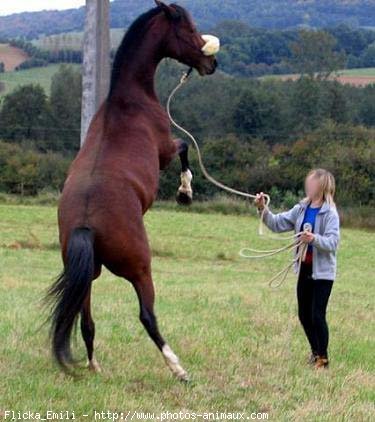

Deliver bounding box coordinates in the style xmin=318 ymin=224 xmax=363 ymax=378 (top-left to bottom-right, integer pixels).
xmin=254 ymin=192 xmax=266 ymax=210
xmin=300 ymin=231 xmax=315 ymax=244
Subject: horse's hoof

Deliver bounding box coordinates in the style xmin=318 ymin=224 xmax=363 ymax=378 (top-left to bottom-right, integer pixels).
xmin=162 ymin=344 xmax=189 ymax=382
xmin=176 ymin=191 xmax=192 ymax=206
xmin=87 ymin=358 xmax=102 ymax=373
xmin=178 ymin=371 xmax=190 ymax=383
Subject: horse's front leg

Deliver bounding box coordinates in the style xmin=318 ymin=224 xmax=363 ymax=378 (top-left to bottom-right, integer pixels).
xmin=174 ymin=139 xmax=193 ymax=206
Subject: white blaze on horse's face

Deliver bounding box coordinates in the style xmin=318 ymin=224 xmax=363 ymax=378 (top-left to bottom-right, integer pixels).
xmin=201 ymin=34 xmax=220 ymax=56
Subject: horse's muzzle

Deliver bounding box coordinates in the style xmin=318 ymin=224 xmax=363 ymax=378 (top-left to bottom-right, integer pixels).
xmin=198 ymin=58 xmax=217 ymax=76
xmin=209 ymin=59 xmax=218 ymax=74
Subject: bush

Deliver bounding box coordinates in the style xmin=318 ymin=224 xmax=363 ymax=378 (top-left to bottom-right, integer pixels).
xmin=0 ymin=140 xmax=71 ymax=195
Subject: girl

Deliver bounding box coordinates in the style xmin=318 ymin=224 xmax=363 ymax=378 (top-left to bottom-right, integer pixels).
xmin=254 ymin=168 xmax=340 ymax=369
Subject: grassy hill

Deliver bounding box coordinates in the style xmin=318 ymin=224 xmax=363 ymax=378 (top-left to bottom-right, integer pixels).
xmin=338 ymin=67 xmax=375 ymax=76
xmin=0 ymin=204 xmax=374 ymax=419
xmin=33 ymin=29 xmax=125 ymax=52
xmin=0 ymin=0 xmax=374 ymax=39
xmin=262 ymin=67 xmax=375 ymax=86
xmin=0 ymin=64 xmax=80 ymax=97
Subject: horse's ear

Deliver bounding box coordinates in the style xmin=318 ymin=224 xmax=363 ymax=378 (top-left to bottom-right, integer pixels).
xmin=154 ymin=1 xmax=180 ymax=20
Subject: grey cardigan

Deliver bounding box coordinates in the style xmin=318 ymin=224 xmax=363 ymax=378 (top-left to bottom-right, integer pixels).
xmin=262 ymin=200 xmax=340 ymax=280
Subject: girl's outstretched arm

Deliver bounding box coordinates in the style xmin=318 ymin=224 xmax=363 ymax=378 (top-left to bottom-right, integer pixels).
xmin=262 ymin=204 xmax=301 ymax=233
xmin=254 ymin=192 xmax=300 ymax=233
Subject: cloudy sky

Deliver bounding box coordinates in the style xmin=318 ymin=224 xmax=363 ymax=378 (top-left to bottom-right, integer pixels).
xmin=0 ymin=0 xmax=86 ymax=16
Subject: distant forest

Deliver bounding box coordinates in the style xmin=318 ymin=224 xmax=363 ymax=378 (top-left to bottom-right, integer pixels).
xmin=2 ymin=23 xmax=374 ymax=78
xmin=213 ymin=23 xmax=375 ymax=77
xmin=0 ymin=0 xmax=374 ymax=39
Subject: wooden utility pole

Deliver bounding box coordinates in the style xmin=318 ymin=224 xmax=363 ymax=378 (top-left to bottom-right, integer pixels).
xmin=80 ymin=0 xmax=110 ymax=146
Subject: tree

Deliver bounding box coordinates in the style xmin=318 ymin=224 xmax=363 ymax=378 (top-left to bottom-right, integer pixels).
xmin=0 ymin=84 xmax=51 ymax=142
xmin=0 ymin=140 xmax=70 ymax=195
xmin=319 ymin=81 xmax=350 ymax=124
xmin=289 ymin=77 xmax=322 ymax=131
xmin=289 ymin=30 xmax=346 ymax=80
xmin=49 ymin=64 xmax=82 ymax=151
xmin=234 ymin=87 xmax=284 ymax=142
xmin=360 ymin=42 xmax=375 ymax=67
xmin=359 ymin=85 xmax=375 ymax=127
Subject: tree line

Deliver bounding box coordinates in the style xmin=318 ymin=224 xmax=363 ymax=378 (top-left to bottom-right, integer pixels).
xmin=0 ymin=61 xmax=374 ymax=207
xmin=215 ymin=23 xmax=375 ymax=77
xmin=0 ymin=65 xmax=80 ymax=194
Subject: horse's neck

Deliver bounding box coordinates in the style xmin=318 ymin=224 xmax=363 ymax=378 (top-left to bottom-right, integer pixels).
xmin=113 ymin=41 xmax=164 ymax=103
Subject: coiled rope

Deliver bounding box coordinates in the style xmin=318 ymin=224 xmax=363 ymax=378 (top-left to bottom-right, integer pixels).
xmin=166 ymin=70 xmax=308 ymax=288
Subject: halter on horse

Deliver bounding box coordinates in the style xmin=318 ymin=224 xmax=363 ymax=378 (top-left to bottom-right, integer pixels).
xmin=45 ymin=1 xmax=219 ymax=382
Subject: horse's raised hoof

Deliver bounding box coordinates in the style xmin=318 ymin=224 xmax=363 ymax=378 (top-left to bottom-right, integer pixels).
xmin=176 ymin=170 xmax=193 ymax=206
xmin=87 ymin=357 xmax=102 ymax=373
xmin=162 ymin=344 xmax=189 ymax=382
xmin=176 ymin=191 xmax=193 ymax=206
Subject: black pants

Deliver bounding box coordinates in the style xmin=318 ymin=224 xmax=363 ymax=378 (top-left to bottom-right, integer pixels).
xmin=297 ymin=262 xmax=334 ymax=358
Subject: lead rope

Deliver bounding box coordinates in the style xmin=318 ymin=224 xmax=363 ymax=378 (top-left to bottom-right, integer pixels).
xmin=166 ymin=70 xmax=307 ymax=288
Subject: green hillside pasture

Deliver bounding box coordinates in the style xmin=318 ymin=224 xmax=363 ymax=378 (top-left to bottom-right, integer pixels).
xmin=0 ymin=204 xmax=374 ymax=420
xmin=262 ymin=67 xmax=375 ymax=86
xmin=336 ymin=68 xmax=375 ymax=77
xmin=33 ymin=29 xmax=126 ymax=51
xmin=0 ymin=64 xmax=80 ymax=97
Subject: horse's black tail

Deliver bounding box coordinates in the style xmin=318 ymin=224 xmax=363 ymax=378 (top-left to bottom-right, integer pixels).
xmin=45 ymin=227 xmax=94 ymax=370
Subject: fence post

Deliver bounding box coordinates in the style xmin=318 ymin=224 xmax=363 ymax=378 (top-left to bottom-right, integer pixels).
xmin=80 ymin=0 xmax=110 ymax=146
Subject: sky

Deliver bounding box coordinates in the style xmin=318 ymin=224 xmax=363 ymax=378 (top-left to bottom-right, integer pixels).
xmin=0 ymin=0 xmax=86 ymax=16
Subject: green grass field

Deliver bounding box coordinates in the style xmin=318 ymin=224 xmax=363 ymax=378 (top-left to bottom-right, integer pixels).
xmin=33 ymin=29 xmax=126 ymax=51
xmin=0 ymin=64 xmax=80 ymax=98
xmin=261 ymin=67 xmax=375 ymax=85
xmin=0 ymin=204 xmax=374 ymax=420
xmin=335 ymin=68 xmax=375 ymax=77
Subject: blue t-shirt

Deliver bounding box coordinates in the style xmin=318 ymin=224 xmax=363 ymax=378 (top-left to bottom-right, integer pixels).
xmin=300 ymin=204 xmax=321 ymax=252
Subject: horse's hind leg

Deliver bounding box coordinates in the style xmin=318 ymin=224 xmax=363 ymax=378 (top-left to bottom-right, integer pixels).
xmin=130 ymin=269 xmax=189 ymax=382
xmin=81 ymin=285 xmax=102 ymax=373
xmin=175 ymin=139 xmax=193 ymax=206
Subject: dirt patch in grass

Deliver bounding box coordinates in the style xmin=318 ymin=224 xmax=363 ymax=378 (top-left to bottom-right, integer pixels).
xmin=0 ymin=43 xmax=29 ymax=71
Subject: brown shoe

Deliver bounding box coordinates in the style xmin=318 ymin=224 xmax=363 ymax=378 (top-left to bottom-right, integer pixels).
xmin=314 ymin=356 xmax=329 ymax=369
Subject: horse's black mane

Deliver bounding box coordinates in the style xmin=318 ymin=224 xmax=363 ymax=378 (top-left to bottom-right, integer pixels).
xmin=108 ymin=4 xmax=187 ymax=99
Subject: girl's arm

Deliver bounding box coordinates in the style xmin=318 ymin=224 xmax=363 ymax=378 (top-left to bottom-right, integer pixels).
xmin=261 ymin=204 xmax=301 ymax=233
xmin=311 ymin=210 xmax=340 ymax=252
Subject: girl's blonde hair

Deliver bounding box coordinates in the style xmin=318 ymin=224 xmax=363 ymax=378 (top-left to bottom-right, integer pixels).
xmin=303 ymin=168 xmax=336 ymax=207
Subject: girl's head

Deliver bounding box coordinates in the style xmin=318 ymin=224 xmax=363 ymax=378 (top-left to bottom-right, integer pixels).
xmin=304 ymin=168 xmax=336 ymax=206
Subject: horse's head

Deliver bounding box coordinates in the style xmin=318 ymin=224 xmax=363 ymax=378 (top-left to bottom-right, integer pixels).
xmin=155 ymin=0 xmax=219 ymax=76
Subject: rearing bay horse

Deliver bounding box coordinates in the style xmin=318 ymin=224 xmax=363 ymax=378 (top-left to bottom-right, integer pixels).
xmin=46 ymin=0 xmax=218 ymax=381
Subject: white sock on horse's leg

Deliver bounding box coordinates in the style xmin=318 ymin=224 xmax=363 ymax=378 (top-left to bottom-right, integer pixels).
xmin=162 ymin=344 xmax=189 ymax=381
xmin=178 ymin=169 xmax=193 ymax=198
xmin=88 ymin=355 xmax=102 ymax=373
